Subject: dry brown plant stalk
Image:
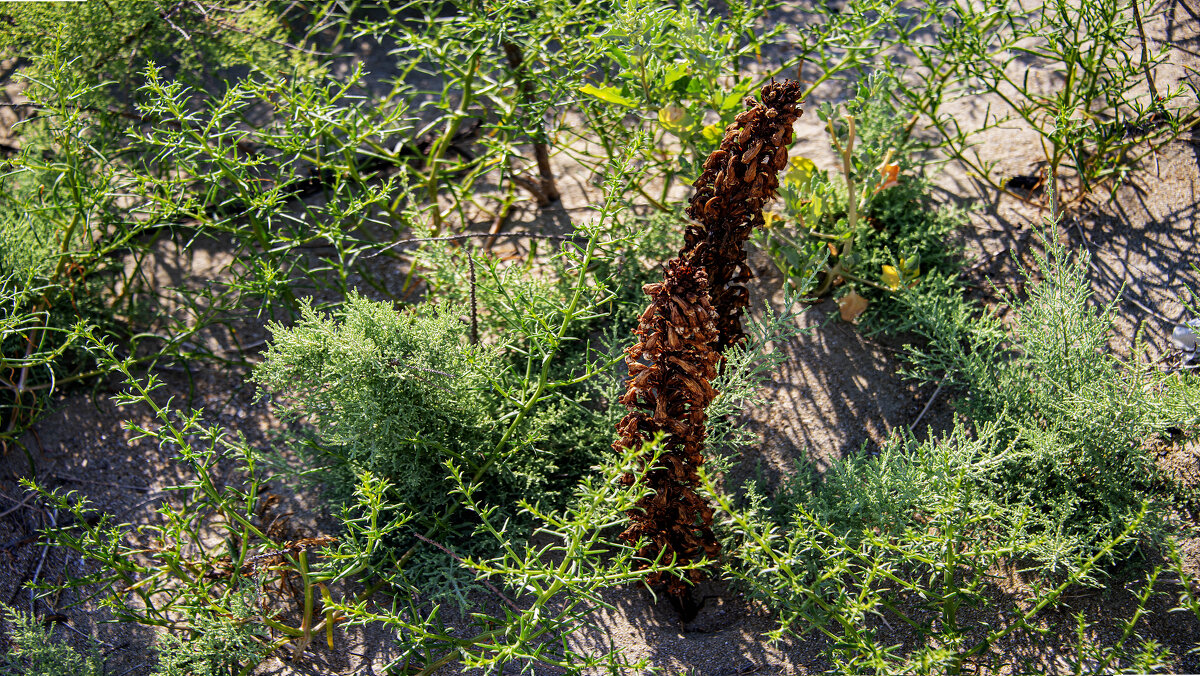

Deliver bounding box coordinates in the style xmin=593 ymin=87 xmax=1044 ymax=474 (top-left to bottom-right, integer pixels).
xmin=682 ymin=79 xmax=804 ymax=352
xmin=615 ymin=80 xmax=802 ymax=605
xmin=616 ymin=259 xmax=722 ymax=598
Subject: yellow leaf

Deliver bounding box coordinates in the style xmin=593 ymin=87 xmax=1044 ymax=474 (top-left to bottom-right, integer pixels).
xmin=881 ymin=264 xmax=902 ymax=291
xmin=838 ymin=291 xmax=869 ymax=322
xmin=875 ymin=162 xmax=900 ymax=193
xmin=657 ymin=105 xmax=693 ymax=134
xmin=784 ymin=155 xmax=816 ymax=187
xmin=579 ymin=84 xmax=638 ymax=108
xmin=763 ymin=211 xmax=783 ymax=227
xmin=882 ymin=258 xmax=921 ymax=291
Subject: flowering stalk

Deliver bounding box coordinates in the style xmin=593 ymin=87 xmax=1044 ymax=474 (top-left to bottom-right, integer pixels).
xmin=682 ymin=79 xmax=805 ymax=352
xmin=616 ymin=80 xmax=802 ymax=607
xmin=615 ymin=259 xmax=722 ymax=598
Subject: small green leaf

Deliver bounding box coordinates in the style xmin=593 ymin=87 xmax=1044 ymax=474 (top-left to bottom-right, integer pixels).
xmin=607 ymin=47 xmax=631 ymax=70
xmin=718 ymin=80 xmax=752 ymax=112
xmin=579 ymin=84 xmax=638 ymax=108
xmin=663 ymin=64 xmax=689 ymax=87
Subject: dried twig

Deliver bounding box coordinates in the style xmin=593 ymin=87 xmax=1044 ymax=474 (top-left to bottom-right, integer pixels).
xmin=412 ymin=533 xmax=520 ymax=611
xmin=909 ymin=380 xmax=945 ymax=433
xmin=468 ymin=247 xmax=479 ymax=345
xmin=50 ymin=473 xmax=151 ymax=493
xmin=0 ymin=490 xmax=37 ymax=519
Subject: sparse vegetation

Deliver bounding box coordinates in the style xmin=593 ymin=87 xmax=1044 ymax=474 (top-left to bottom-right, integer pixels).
xmin=1 ymin=0 xmax=1198 ymax=674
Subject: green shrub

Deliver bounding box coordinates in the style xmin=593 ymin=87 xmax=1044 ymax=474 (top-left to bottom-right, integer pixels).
xmin=255 ymin=294 xmax=504 ymax=503
xmin=899 ymin=229 xmax=1200 ymax=576
xmin=712 ymin=226 xmax=1200 ymax=670
xmin=1 ymin=607 xmax=102 ymax=676
xmin=0 ymin=1 xmax=311 ymax=93
xmin=151 ymin=607 xmax=269 ymax=676
xmin=715 ymin=423 xmax=1169 ymax=674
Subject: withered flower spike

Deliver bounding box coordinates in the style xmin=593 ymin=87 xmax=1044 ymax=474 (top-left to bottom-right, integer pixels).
xmin=614 ymin=259 xmax=721 ymax=600
xmin=615 ymin=80 xmax=803 ymax=609
xmin=682 ymin=79 xmax=803 ymax=353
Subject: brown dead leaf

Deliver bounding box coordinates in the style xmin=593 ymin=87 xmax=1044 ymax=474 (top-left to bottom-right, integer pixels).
xmin=838 ymin=290 xmax=869 ymax=322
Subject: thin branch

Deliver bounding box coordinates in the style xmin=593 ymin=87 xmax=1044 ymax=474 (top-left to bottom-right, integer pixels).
xmin=468 ymin=247 xmax=479 ymax=345
xmin=199 ymin=13 xmax=339 ymax=58
xmin=412 ymin=533 xmax=521 ymax=612
xmin=1130 ymin=0 xmax=1160 ymax=105
xmin=370 ymin=231 xmax=585 ymax=257
xmin=909 ymin=380 xmax=945 ymax=433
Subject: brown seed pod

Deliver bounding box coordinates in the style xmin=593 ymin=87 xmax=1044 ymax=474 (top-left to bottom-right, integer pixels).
xmin=773 ymin=144 xmax=789 ymax=170
xmin=671 ymin=296 xmax=697 ymax=324
xmin=665 ymin=324 xmax=682 ymax=350
xmin=705 ymin=196 xmax=720 ymax=216
xmin=741 ymin=139 xmax=763 ymax=164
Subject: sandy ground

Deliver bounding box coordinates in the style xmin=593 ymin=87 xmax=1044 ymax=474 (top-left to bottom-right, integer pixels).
xmin=2 ymin=1 xmax=1200 ymax=674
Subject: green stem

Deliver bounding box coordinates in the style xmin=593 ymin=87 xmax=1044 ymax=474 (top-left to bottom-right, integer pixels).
xmin=814 ymin=114 xmax=858 ymax=297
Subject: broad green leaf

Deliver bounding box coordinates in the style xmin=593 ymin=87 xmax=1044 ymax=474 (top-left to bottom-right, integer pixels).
xmin=719 ymin=80 xmax=752 ymax=112
xmin=579 ymin=84 xmax=638 ymax=108
xmin=607 ymin=47 xmax=631 ymax=70
xmin=663 ymin=64 xmax=689 ymax=87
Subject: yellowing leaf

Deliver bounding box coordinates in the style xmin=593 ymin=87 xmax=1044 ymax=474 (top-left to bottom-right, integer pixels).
xmin=882 ymin=258 xmax=921 ymax=291
xmin=838 ymin=291 xmax=869 ymax=322
xmin=875 ymin=162 xmax=900 ymax=193
xmin=579 ymin=84 xmax=638 ymax=108
xmin=700 ymin=123 xmax=724 ymax=143
xmin=810 ymin=195 xmax=824 ymax=219
xmin=784 ymin=155 xmax=816 ymax=187
xmin=657 ymin=105 xmax=693 ymax=133
xmin=763 ymin=211 xmax=784 ymax=227
xmin=881 ymin=264 xmax=902 ymax=291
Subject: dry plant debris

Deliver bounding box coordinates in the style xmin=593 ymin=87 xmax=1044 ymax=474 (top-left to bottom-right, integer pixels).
xmin=616 ymin=80 xmax=802 ymax=604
